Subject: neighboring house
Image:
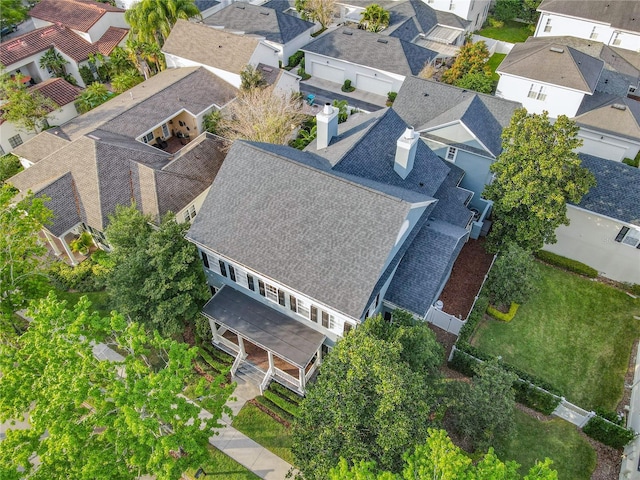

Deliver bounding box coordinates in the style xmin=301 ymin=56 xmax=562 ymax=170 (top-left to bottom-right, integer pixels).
xmin=186 ymin=105 xmax=473 ymax=393
xmin=574 ymin=93 xmax=640 ymax=162
xmin=0 ymin=77 xmax=82 ymax=155
xmin=535 ymin=0 xmax=640 ymax=53
xmin=162 ymin=20 xmax=299 ymax=92
xmin=496 ymin=37 xmax=605 ymax=118
xmin=7 ymin=67 xmax=236 ymax=264
xmin=0 ymin=24 xmax=128 ymax=88
xmin=546 ymin=153 xmax=640 ymax=284
xmin=203 ymin=3 xmax=316 ymax=63
xmin=29 ymin=0 xmax=128 ymax=44
xmin=301 ymin=26 xmax=438 ymax=96
xmin=420 ymin=0 xmax=491 ymax=30
xmin=393 ymin=75 xmax=520 ymax=235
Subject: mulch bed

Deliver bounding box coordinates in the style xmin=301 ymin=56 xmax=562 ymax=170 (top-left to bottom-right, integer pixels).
xmin=248 ymin=398 xmax=291 ymax=428
xmin=439 ymin=238 xmax=495 ymax=319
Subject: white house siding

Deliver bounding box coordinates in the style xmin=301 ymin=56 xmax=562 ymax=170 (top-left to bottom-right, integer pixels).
xmin=577 ymin=128 xmax=640 ymax=162
xmin=425 ymin=0 xmax=490 ymax=25
xmin=535 ymin=13 xmax=640 ymax=52
xmin=163 ymin=53 xmax=241 ymax=88
xmin=248 ymin=42 xmax=280 ymax=69
xmin=273 ymin=70 xmax=300 ymax=94
xmin=496 ymin=73 xmax=585 ymax=118
xmin=546 ymin=206 xmax=640 ymax=284
xmin=303 ymin=51 xmax=405 ymax=96
xmin=84 ymin=13 xmax=128 ymax=43
xmin=270 ymin=30 xmax=314 ymax=65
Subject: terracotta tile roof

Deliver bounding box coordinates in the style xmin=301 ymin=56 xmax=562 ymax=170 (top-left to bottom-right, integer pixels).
xmin=31 ymin=78 xmax=83 ymax=107
xmin=96 ymin=26 xmax=128 ymax=55
xmin=29 ymin=0 xmax=124 ymax=33
xmin=0 ymin=25 xmax=98 ymax=65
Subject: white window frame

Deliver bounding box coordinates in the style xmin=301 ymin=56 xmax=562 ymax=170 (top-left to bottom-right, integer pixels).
xmin=295 ymin=297 xmax=310 ymax=320
xmin=616 ymin=226 xmax=640 ymax=248
xmin=8 ymin=134 xmax=22 ymax=148
xmin=446 ymin=146 xmax=457 ymax=161
xmin=589 ymin=26 xmax=598 ymax=39
xmin=629 ymin=85 xmax=637 ymax=95
xmin=265 ymin=283 xmax=278 ymax=303
xmin=527 ymin=84 xmax=546 ymax=101
xmin=544 ymin=18 xmax=552 ymax=32
xmin=161 ymin=123 xmax=170 ymax=138
xmin=612 ymin=32 xmax=621 ymax=46
xmin=141 ymin=132 xmax=154 ymax=143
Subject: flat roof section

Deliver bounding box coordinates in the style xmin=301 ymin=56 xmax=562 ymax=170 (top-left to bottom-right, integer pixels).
xmin=202 ymin=286 xmax=326 ymax=369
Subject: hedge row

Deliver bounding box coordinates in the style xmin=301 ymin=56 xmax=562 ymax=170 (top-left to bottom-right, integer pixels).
xmin=264 ymin=390 xmax=300 ymax=418
xmin=486 ymin=303 xmax=519 ymax=322
xmin=197 ymin=348 xmax=230 ymax=374
xmin=254 ymin=395 xmax=295 ymax=423
xmin=201 ymin=343 xmax=234 ymax=366
xmin=458 ymin=294 xmax=490 ymax=343
xmin=269 ymin=382 xmax=304 ymax=405
xmin=513 ymin=380 xmax=560 ymax=415
xmin=288 ymin=51 xmax=304 ymax=68
xmin=535 ymin=250 xmax=598 ymax=278
xmin=583 ymin=415 xmax=636 ymax=450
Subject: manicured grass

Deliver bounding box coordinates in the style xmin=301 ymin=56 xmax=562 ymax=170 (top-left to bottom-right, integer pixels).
xmin=472 ymin=262 xmax=640 ymax=410
xmin=495 ymin=410 xmax=596 ymax=479
xmin=50 ymin=287 xmax=112 ymax=318
xmin=184 ymin=445 xmax=260 ymax=479
xmin=487 ymin=53 xmax=506 ymax=82
xmin=477 ymin=19 xmax=533 ymax=43
xmin=232 ymin=402 xmax=294 ymax=463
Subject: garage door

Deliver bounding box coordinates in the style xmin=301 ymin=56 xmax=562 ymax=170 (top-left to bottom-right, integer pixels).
xmin=311 ymin=62 xmax=344 ymax=83
xmin=355 ymin=73 xmax=393 ymax=96
xmin=578 ymin=136 xmax=626 ymax=162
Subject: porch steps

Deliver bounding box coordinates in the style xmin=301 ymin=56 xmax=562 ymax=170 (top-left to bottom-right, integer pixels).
xmin=234 ymin=361 xmax=266 ymax=387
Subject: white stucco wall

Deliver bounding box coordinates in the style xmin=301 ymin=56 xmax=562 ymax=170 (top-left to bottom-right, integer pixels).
xmin=303 ymin=51 xmax=405 ymax=96
xmin=545 ymin=206 xmax=640 ymax=284
xmin=535 ymin=13 xmax=640 ymax=52
xmin=264 ymin=29 xmax=314 ymax=64
xmin=163 ymin=53 xmax=241 ymax=88
xmin=496 ymin=73 xmax=586 ymax=118
xmin=424 ymin=0 xmax=490 ymax=23
xmin=274 ymin=70 xmax=301 ymax=94
xmin=84 ymin=12 xmax=128 ymax=43
xmin=577 ymin=127 xmax=640 ymax=162
xmin=248 ymin=42 xmax=280 ymax=69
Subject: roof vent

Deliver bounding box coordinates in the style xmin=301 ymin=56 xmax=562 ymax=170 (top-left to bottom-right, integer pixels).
xmin=611 ymin=103 xmax=627 ymax=111
xmin=342 ymin=30 xmax=353 ymax=35
xmin=550 ymin=47 xmax=564 ymax=53
xmin=261 ymin=66 xmax=273 ymax=72
xmin=260 ymin=11 xmax=270 ymax=15
xmin=377 ymin=38 xmax=388 ymax=44
xmin=235 ymin=4 xmax=245 ymax=8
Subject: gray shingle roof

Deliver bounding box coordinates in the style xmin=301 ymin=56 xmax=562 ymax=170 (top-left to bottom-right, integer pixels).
xmin=497 ymin=39 xmax=604 ymax=93
xmin=576 ymin=153 xmax=640 ymax=226
xmin=575 ymin=92 xmax=640 ymax=141
xmin=194 ymin=0 xmax=219 ymax=13
xmin=302 ymin=26 xmax=437 ymax=76
xmin=386 ymin=219 xmax=468 ymax=316
xmin=394 ymin=76 xmax=520 ymax=136
xmin=186 ymin=140 xmax=420 ymax=319
xmin=385 ymin=0 xmax=468 ymax=41
xmin=12 ymin=130 xmax=71 ymax=163
xmin=204 ymin=3 xmax=314 ymax=44
xmin=538 ymin=0 xmax=640 ymax=34
xmin=38 ymin=172 xmax=82 ymax=236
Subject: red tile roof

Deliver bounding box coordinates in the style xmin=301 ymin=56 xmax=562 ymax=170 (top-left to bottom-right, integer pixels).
xmin=96 ymin=26 xmax=128 ymax=56
xmin=0 ymin=25 xmax=98 ymax=65
xmin=31 ymin=78 xmax=83 ymax=107
xmin=29 ymin=0 xmax=124 ymax=33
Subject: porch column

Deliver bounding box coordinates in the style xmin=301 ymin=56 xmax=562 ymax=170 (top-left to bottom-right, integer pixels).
xmin=267 ymin=351 xmax=275 ymax=375
xmin=316 ymin=346 xmax=322 ymax=366
xmin=299 ymin=367 xmax=306 ymax=392
xmin=61 ymin=235 xmax=77 ymax=266
xmin=237 ymin=335 xmax=247 ymax=358
xmin=43 ymin=229 xmax=61 ymax=255
xmin=210 ymin=320 xmax=220 ymax=344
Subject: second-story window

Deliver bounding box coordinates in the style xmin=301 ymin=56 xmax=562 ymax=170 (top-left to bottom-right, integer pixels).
xmin=446 ymin=146 xmax=457 ymax=161
xmin=544 ymin=18 xmax=552 ymax=32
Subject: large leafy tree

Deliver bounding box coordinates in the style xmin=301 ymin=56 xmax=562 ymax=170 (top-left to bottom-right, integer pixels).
xmin=486 ymin=243 xmax=539 ymax=307
xmin=330 ymin=429 xmax=558 ymax=479
xmin=0 ymin=0 xmax=27 ymax=27
xmin=360 ymin=4 xmax=391 ymax=32
xmin=442 ymin=41 xmax=491 ymax=86
xmin=0 ymin=294 xmax=234 ymax=480
xmin=105 ymin=205 xmax=209 ymax=336
xmin=484 ymin=109 xmax=595 ymax=252
xmin=295 ymin=0 xmax=336 ymax=28
xmin=292 ymin=314 xmax=444 ymax=479
xmin=125 ymin=0 xmax=201 ymax=47
xmin=0 ymin=185 xmax=52 ymax=337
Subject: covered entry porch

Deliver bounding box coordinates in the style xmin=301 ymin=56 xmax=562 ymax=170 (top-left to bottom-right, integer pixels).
xmin=202 ymin=286 xmax=326 ymax=394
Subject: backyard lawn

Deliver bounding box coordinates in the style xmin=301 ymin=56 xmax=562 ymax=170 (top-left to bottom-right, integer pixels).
xmin=183 ymin=445 xmax=259 ymax=479
xmin=495 ymin=410 xmax=596 ymax=479
xmin=477 ymin=19 xmax=533 ymax=43
xmin=487 ymin=53 xmax=506 ymax=82
xmin=50 ymin=287 xmax=111 ymax=318
xmin=472 ymin=262 xmax=640 ymax=411
xmin=232 ymin=402 xmax=294 ymax=463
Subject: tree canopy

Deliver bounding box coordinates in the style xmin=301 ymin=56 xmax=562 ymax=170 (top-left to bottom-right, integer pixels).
xmin=292 ymin=314 xmax=444 ymax=479
xmin=360 ymin=4 xmax=391 ymax=32
xmin=0 ymin=294 xmax=234 ymax=480
xmin=0 ymin=0 xmax=27 ymax=27
xmin=295 ymin=0 xmax=336 ymax=28
xmin=0 ymin=73 xmax=58 ymax=134
xmin=105 ymin=205 xmax=209 ymax=336
xmin=486 ymin=243 xmax=539 ymax=307
xmin=125 ymin=0 xmax=201 ymax=47
xmin=441 ymin=41 xmax=492 ymax=86
xmin=483 ymin=109 xmax=595 ymax=252
xmin=75 ymin=82 xmax=113 ymax=113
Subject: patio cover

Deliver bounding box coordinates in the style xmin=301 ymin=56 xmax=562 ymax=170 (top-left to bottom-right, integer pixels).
xmin=202 ymin=286 xmax=326 ymax=369
xmin=425 ymin=25 xmax=462 ymax=45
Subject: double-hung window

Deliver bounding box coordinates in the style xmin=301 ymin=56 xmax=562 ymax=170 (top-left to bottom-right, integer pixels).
xmin=615 ymin=226 xmax=640 ymax=248
xmin=544 ymin=18 xmax=552 ymax=32
xmin=265 ymin=284 xmax=278 ymax=303
xmin=612 ymin=32 xmax=621 ymax=46
xmin=589 ymin=27 xmax=598 ymax=39
xmin=446 ymin=147 xmax=457 ymax=161
xmin=527 ymin=84 xmax=546 ymax=101
xmin=201 ymin=251 xmax=210 ymax=269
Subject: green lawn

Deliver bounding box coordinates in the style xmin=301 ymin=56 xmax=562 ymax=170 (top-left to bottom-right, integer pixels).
xmin=487 ymin=53 xmax=506 ymax=82
xmin=477 ymin=20 xmax=533 ymax=43
xmin=50 ymin=286 xmax=112 ymax=318
xmin=184 ymin=445 xmax=259 ymax=479
xmin=495 ymin=410 xmax=596 ymax=479
xmin=232 ymin=402 xmax=294 ymax=464
xmin=472 ymin=262 xmax=640 ymax=410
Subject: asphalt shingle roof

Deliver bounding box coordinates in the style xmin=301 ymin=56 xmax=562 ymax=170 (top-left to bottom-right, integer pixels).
xmin=576 ymin=153 xmax=640 ymax=226
xmin=187 ymin=140 xmax=419 ymax=319
xmin=538 ymin=0 xmax=640 ymax=34
xmin=575 ymin=92 xmax=640 ymax=141
xmin=38 ymin=172 xmax=82 ymax=236
xmin=386 ymin=0 xmax=468 ymax=41
xmin=29 ymin=0 xmax=123 ymax=33
xmin=302 ymin=26 xmax=437 ymax=76
xmin=204 ymin=3 xmax=314 ymax=44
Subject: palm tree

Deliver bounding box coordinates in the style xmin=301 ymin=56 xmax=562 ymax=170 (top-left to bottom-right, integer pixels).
xmin=360 ymin=4 xmax=390 ymax=32
xmin=111 ymin=69 xmax=144 ymax=94
xmin=125 ymin=0 xmax=201 ymax=47
xmin=39 ymin=48 xmax=68 ymax=78
xmin=75 ymin=82 xmax=112 ymax=113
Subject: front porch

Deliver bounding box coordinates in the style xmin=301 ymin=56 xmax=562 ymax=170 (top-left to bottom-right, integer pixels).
xmin=202 ymin=286 xmax=326 ymax=394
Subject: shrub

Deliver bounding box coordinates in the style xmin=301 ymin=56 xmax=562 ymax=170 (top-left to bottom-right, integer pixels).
xmin=486 ymin=16 xmax=504 ymax=28
xmin=513 ymin=380 xmax=560 ymax=415
xmin=288 ymin=51 xmax=304 ymax=68
xmin=297 ymin=67 xmax=311 ymax=80
xmin=264 ymin=390 xmax=300 ymax=417
xmin=70 ymin=231 xmax=94 ymax=255
xmin=583 ymin=415 xmax=636 ymax=450
xmin=486 ymin=244 xmax=538 ymax=307
xmin=458 ymin=294 xmax=490 ymax=342
xmin=0 ymin=154 xmax=23 ymax=183
xmin=202 ymin=344 xmax=234 ymax=365
xmin=535 ymin=250 xmax=598 ymax=278
xmin=448 ymin=348 xmax=478 ymax=377
xmin=386 ymin=91 xmax=397 ymax=105
xmin=79 ymin=65 xmax=95 ymax=87
xmin=622 ymin=157 xmax=640 ymax=168
xmin=197 ymin=347 xmax=229 ymax=373
xmin=254 ymin=395 xmax=295 ymax=422
xmin=627 ymin=284 xmax=640 ymax=296
xmin=486 ymin=302 xmax=519 ymax=322
xmin=341 ymin=79 xmax=355 ymax=92
xmin=269 ymin=382 xmax=304 ymax=405
xmin=594 ymin=408 xmax=625 ymax=426
xmin=48 ymin=259 xmax=101 ymax=292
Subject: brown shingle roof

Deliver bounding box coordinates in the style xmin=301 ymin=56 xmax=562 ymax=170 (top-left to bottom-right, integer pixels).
xmin=12 ymin=131 xmax=71 ymax=163
xmin=31 ymin=77 xmax=83 ymax=107
xmin=162 ymin=19 xmax=263 ymax=74
xmin=96 ymin=26 xmax=128 ymax=55
xmin=29 ymin=0 xmax=124 ymax=33
xmin=0 ymin=25 xmax=97 ymax=65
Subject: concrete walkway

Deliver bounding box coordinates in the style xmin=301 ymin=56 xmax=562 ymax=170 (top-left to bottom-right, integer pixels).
xmin=620 ymin=344 xmax=640 ymax=479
